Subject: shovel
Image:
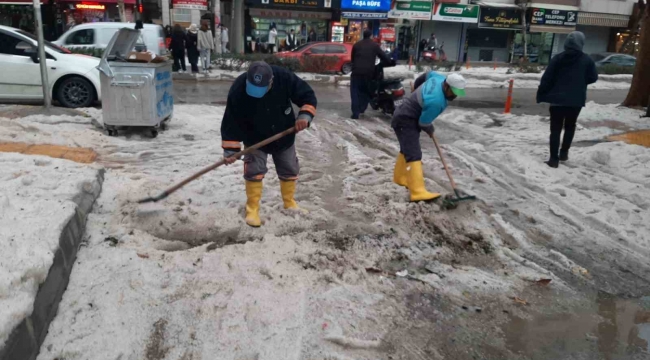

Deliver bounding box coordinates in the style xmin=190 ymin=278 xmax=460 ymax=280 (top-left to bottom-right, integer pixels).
xmin=137 ymin=127 xmax=296 ymax=204
xmin=430 ymin=134 xmax=476 ymax=209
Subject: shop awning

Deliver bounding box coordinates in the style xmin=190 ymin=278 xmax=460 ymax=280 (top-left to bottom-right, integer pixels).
xmin=529 ymin=25 xmax=574 ymax=34
xmin=249 ymin=8 xmax=332 ymax=20
xmin=472 ymin=1 xmax=520 ymax=9
xmin=56 ymin=0 xmax=136 ymax=3
xmin=526 ymin=3 xmax=578 ymax=11
xmin=578 ymin=12 xmax=629 ymax=28
xmin=0 ymin=0 xmax=45 ymax=4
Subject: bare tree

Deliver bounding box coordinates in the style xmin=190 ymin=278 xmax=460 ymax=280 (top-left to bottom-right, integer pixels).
xmin=623 ymin=0 xmax=650 ymax=107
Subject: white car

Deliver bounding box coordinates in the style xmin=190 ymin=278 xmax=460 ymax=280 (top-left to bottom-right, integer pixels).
xmin=54 ymin=22 xmax=166 ymax=56
xmin=0 ymin=25 xmax=101 ymax=108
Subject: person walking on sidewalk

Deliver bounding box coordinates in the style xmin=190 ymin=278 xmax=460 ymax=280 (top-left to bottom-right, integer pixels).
xmin=537 ymin=31 xmax=598 ymax=168
xmin=350 ymin=29 xmax=392 ymax=119
xmin=220 ymin=25 xmax=229 ymax=53
xmin=186 ymin=24 xmax=200 ymax=74
xmin=198 ymin=23 xmax=214 ymax=74
xmin=391 ymin=71 xmax=466 ymax=202
xmin=221 ymin=62 xmax=318 ymax=227
xmin=170 ymin=24 xmax=186 ymax=73
xmin=268 ymin=25 xmax=278 ymax=53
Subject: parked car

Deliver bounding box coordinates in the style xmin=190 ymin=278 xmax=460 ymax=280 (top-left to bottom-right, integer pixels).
xmin=591 ymin=52 xmax=636 ymax=67
xmin=0 ymin=25 xmax=101 ymax=108
xmin=54 ymin=22 xmax=166 ymax=56
xmin=276 ymin=42 xmax=353 ymax=74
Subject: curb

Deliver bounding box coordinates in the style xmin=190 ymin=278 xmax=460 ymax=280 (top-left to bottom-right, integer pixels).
xmin=0 ymin=169 xmax=105 ymax=360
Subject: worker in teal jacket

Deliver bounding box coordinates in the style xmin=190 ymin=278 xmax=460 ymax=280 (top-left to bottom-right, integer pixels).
xmin=390 ymin=71 xmax=466 ymax=201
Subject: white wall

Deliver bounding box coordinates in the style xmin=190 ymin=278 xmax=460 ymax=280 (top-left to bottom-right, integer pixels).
xmin=577 ymin=25 xmax=610 ymax=55
xmin=420 ymin=20 xmax=463 ymax=62
xmin=579 ymin=0 xmax=635 ymax=15
xmin=551 ymin=26 xmax=610 ymax=57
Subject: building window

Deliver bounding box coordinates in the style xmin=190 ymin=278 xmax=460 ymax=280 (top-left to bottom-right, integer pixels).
xmin=173 ymin=9 xmax=191 ymax=23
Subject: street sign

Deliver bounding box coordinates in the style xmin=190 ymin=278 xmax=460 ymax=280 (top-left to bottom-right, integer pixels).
xmin=531 ymin=8 xmax=578 ymax=27
xmin=431 ymin=3 xmax=479 ymax=23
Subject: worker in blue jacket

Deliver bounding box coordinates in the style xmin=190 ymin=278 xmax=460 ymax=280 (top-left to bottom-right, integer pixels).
xmin=391 ymin=71 xmax=466 ymax=201
xmin=221 ymin=62 xmax=317 ymax=227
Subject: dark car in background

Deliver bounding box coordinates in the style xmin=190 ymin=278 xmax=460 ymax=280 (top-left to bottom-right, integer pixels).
xmin=591 ymin=53 xmax=636 ymax=67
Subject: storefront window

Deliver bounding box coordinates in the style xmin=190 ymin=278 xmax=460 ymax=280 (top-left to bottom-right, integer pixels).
xmin=0 ymin=5 xmax=35 ymax=33
xmin=513 ymin=32 xmax=554 ymax=64
xmin=251 ymin=17 xmax=327 ymax=51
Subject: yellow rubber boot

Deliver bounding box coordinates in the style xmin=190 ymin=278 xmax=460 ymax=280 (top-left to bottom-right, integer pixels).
xmin=245 ymin=181 xmax=263 ymax=227
xmin=280 ymin=180 xmax=299 ymax=210
xmin=393 ymin=153 xmax=408 ymax=187
xmin=406 ymin=161 xmax=440 ymax=202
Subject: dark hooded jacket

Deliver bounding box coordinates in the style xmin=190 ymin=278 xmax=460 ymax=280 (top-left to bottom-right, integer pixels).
xmin=537 ymin=31 xmax=598 ymax=107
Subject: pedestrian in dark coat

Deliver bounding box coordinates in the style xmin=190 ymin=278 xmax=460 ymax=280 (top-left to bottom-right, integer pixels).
xmin=287 ymin=29 xmax=297 ymax=50
xmin=537 ymin=31 xmax=598 ymax=168
xmin=170 ymin=24 xmax=187 ymax=73
xmin=350 ymin=29 xmax=392 ymax=119
xmin=186 ymin=24 xmax=199 ymax=74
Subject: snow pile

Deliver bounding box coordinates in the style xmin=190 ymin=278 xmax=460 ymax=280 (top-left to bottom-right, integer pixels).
xmin=0 ymin=102 xmax=647 ymax=358
xmin=383 ymin=65 xmax=632 ymax=90
xmin=436 ymin=103 xmax=650 ymax=253
xmin=0 ymin=153 xmax=99 ymax=347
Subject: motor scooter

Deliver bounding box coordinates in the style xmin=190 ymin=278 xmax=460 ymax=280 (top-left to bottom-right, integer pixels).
xmin=370 ymin=58 xmax=405 ymax=115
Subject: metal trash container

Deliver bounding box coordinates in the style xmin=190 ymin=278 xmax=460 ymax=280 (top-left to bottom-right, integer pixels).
xmin=97 ymin=28 xmax=173 ymax=138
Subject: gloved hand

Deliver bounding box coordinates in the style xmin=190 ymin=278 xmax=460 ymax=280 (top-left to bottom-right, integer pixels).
xmin=295 ymin=113 xmax=312 ymax=132
xmin=223 ymin=149 xmax=241 ymax=165
xmin=420 ymin=124 xmax=435 ymax=137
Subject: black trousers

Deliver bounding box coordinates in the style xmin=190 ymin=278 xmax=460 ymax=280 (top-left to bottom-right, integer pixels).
xmin=549 ymin=106 xmax=581 ymax=160
xmin=172 ymin=49 xmax=186 ymax=72
xmin=394 ymin=125 xmax=422 ymax=162
xmin=350 ymin=75 xmax=373 ymax=117
xmin=187 ymin=49 xmax=199 ymax=73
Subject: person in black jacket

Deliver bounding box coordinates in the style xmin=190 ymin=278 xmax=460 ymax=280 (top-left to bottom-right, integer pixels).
xmin=287 ymin=29 xmax=297 ymax=50
xmin=186 ymin=24 xmax=199 ymax=74
xmin=350 ymin=29 xmax=392 ymax=119
xmin=170 ymin=24 xmax=187 ymax=73
xmin=537 ymin=31 xmax=598 ymax=168
xmin=221 ymin=62 xmax=317 ymax=227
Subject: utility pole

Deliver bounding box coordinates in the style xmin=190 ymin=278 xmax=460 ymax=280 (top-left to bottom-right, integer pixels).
xmin=33 ymin=0 xmax=50 ymax=108
xmin=213 ymin=0 xmax=221 ymax=54
xmin=520 ymin=2 xmax=528 ymax=62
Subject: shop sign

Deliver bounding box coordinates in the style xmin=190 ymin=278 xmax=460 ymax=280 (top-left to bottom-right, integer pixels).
xmin=388 ymin=0 xmax=432 ymax=20
xmin=76 ymin=3 xmax=106 ymax=10
xmin=341 ymin=0 xmax=391 ymax=12
xmin=431 ymin=3 xmax=478 ymax=23
xmin=531 ymin=8 xmax=578 ymax=27
xmin=379 ymin=27 xmax=395 ymax=41
xmin=173 ymin=0 xmax=207 ymax=10
xmin=248 ymin=0 xmax=332 ymax=8
xmin=478 ymin=7 xmax=522 ymax=29
xmin=342 ymin=11 xmax=388 ymax=19
xmin=249 ymin=8 xmax=332 ymax=19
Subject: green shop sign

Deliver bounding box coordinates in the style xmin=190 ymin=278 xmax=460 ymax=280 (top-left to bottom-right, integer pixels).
xmin=431 ymin=3 xmax=479 ymax=23
xmin=388 ymin=0 xmax=433 ymax=20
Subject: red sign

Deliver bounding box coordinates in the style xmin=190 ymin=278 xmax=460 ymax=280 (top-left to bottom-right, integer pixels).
xmin=172 ymin=0 xmax=207 ymax=10
xmin=379 ymin=28 xmax=395 ymax=41
xmin=76 ymin=3 xmax=105 ymax=10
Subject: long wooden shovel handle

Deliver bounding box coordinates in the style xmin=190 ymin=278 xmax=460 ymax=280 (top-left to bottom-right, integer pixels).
xmin=138 ymin=127 xmax=296 ymax=203
xmin=430 ymin=134 xmax=458 ymax=190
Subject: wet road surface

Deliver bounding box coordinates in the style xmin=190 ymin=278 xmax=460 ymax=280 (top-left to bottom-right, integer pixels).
xmin=173 ymin=80 xmax=629 ymax=118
